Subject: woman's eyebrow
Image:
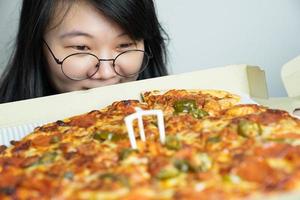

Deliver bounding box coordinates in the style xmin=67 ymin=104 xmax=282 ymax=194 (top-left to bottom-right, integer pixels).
xmin=59 ymin=31 xmax=94 ymax=39
xmin=116 ymin=32 xmax=128 ymax=38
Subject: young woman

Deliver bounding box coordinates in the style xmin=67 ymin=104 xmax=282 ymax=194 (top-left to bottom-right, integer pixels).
xmin=0 ymin=0 xmax=169 ymax=103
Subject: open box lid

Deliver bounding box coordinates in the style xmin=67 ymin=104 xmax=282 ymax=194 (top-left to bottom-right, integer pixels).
xmin=281 ymin=55 xmax=300 ymax=97
xmin=0 ymin=64 xmax=268 ymax=128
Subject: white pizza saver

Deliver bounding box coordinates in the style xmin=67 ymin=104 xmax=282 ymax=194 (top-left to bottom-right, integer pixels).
xmin=124 ymin=107 xmax=165 ymax=149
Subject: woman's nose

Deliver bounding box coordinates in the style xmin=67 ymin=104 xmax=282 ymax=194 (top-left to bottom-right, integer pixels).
xmin=90 ymin=59 xmax=117 ymax=80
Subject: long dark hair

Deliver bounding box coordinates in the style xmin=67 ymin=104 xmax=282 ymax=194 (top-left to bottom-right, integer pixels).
xmin=0 ymin=0 xmax=169 ymax=103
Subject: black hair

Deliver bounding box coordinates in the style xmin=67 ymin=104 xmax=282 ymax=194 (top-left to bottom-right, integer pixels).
xmin=0 ymin=0 xmax=169 ymax=103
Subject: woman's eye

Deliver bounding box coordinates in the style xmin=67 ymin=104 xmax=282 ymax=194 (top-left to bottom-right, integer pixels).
xmin=72 ymin=45 xmax=90 ymax=51
xmin=118 ymin=43 xmax=136 ymax=49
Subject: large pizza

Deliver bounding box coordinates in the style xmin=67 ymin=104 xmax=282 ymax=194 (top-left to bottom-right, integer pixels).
xmin=1 ymin=89 xmax=300 ymax=199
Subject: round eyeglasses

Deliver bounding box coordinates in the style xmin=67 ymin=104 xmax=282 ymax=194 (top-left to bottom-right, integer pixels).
xmin=43 ymin=40 xmax=152 ymax=81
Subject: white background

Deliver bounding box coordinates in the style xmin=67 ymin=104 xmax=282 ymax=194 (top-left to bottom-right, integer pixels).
xmin=1 ymin=0 xmax=300 ymax=97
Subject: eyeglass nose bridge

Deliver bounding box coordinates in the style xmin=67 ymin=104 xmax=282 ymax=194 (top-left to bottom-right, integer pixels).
xmin=93 ymin=58 xmax=117 ymax=69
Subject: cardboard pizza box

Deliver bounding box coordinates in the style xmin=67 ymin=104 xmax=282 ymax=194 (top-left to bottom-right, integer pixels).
xmin=254 ymin=96 xmax=300 ymax=115
xmin=281 ymin=54 xmax=300 ymax=97
xmin=1 ymin=64 xmax=300 ymax=199
xmin=0 ymin=64 xmax=269 ymax=145
xmin=0 ymin=64 xmax=267 ymax=127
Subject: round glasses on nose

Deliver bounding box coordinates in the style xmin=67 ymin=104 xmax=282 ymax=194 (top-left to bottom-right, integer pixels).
xmin=43 ymin=40 xmax=152 ymax=81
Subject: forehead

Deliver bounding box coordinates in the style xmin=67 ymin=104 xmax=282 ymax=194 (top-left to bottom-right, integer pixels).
xmin=45 ymin=1 xmax=124 ymax=39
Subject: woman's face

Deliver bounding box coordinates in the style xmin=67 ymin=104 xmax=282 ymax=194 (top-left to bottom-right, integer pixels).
xmin=44 ymin=1 xmax=145 ymax=93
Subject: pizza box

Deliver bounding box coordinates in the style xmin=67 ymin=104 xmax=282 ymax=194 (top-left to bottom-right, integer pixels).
xmin=0 ymin=64 xmax=268 ymax=138
xmin=254 ymin=96 xmax=300 ymax=114
xmin=2 ymin=63 xmax=300 ymax=143
xmin=281 ymin=54 xmax=300 ymax=97
xmin=0 ymin=63 xmax=293 ymax=144
xmin=0 ymin=64 xmax=300 ymax=199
